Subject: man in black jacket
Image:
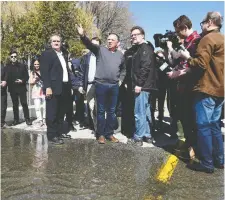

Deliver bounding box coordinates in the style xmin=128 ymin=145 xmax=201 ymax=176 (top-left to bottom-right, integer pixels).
xmin=5 ymin=50 xmax=32 ymax=126
xmin=40 ymin=34 xmax=72 ymax=144
xmin=128 ymin=26 xmax=157 ymax=146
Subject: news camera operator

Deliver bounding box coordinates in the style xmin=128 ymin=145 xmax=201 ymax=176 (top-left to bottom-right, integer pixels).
xmin=152 ymin=50 xmax=178 ymax=134
xmin=153 ymin=33 xmax=182 ymax=138
xmin=165 ymin=15 xmax=201 ymax=159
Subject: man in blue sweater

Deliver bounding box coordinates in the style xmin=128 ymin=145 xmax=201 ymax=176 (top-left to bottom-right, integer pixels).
xmin=76 ymin=24 xmax=126 ymax=144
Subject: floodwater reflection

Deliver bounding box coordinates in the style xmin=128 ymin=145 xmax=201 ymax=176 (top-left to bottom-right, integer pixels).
xmin=2 ymin=130 xmax=223 ymax=200
xmin=1 ymin=130 xmax=168 ymax=200
xmin=32 ymin=133 xmax=48 ymax=172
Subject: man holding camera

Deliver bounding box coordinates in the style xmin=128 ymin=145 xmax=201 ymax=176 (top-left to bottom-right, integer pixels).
xmin=40 ymin=34 xmax=72 ymax=144
xmin=180 ymin=12 xmax=224 ymax=173
xmin=128 ymin=26 xmax=157 ymax=146
xmin=167 ymin=15 xmax=201 ymax=159
xmin=5 ymin=50 xmax=32 ymax=126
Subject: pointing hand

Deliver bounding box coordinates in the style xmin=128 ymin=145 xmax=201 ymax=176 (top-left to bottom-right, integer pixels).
xmin=76 ymin=24 xmax=84 ymax=36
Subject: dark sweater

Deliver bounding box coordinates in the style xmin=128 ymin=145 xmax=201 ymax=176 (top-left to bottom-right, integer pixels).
xmin=80 ymin=35 xmax=126 ymax=84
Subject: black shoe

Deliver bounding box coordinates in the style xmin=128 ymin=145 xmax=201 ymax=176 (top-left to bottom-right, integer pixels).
xmin=187 ymin=162 xmax=214 ymax=173
xmin=49 ymin=137 xmax=64 ymax=145
xmin=128 ymin=138 xmax=143 ymax=147
xmin=25 ymin=118 xmax=32 ymax=125
xmin=91 ymin=130 xmax=96 ymax=135
xmin=11 ymin=120 xmax=19 ymax=126
xmin=214 ymin=162 xmax=224 ymax=169
xmin=143 ymin=136 xmax=153 ymax=144
xmin=69 ymin=124 xmax=77 ymax=132
xmin=1 ymin=122 xmax=5 ymax=128
xmin=1 ymin=122 xmax=8 ymax=128
xmin=60 ymin=133 xmax=71 ymax=139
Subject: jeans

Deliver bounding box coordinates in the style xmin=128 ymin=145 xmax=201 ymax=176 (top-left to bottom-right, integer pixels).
xmin=95 ymin=82 xmax=119 ymax=137
xmin=133 ymin=91 xmax=151 ymax=140
xmin=194 ymin=92 xmax=224 ymax=169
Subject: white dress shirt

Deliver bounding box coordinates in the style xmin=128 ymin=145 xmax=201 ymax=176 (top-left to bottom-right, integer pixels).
xmin=88 ymin=53 xmax=97 ymax=83
xmin=55 ymin=51 xmax=69 ymax=82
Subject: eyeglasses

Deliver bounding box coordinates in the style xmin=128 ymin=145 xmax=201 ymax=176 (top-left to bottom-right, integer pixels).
xmin=130 ymin=33 xmax=142 ymax=38
xmin=52 ymin=40 xmax=60 ymax=42
xmin=11 ymin=56 xmax=17 ymax=58
xmin=200 ymin=20 xmax=208 ymax=26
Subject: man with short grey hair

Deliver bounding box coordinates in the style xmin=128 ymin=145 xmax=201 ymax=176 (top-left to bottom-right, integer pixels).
xmin=40 ymin=34 xmax=72 ymax=144
xmin=180 ymin=11 xmax=224 ymax=173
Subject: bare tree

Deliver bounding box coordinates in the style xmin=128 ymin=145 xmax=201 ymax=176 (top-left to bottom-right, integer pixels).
xmin=78 ymin=1 xmax=134 ymax=48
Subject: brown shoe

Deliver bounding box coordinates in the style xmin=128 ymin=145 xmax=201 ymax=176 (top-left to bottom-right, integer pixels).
xmin=108 ymin=135 xmax=119 ymax=143
xmin=188 ymin=147 xmax=195 ymax=160
xmin=98 ymin=136 xmax=106 ymax=144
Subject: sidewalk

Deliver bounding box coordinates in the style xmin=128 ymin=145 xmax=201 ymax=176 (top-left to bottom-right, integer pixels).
xmin=4 ymin=101 xmax=224 ymax=148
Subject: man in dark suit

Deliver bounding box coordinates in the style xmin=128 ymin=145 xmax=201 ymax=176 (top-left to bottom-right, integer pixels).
xmin=5 ymin=50 xmax=32 ymax=126
xmin=1 ymin=63 xmax=8 ymax=128
xmin=40 ymin=34 xmax=72 ymax=144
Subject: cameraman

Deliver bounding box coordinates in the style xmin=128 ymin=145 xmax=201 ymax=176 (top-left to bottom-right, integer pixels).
xmin=152 ymin=50 xmax=172 ymax=131
xmin=167 ymin=15 xmax=201 ymax=159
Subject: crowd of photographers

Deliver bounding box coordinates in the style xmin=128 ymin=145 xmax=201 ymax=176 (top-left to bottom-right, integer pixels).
xmin=1 ymin=11 xmax=224 ymax=173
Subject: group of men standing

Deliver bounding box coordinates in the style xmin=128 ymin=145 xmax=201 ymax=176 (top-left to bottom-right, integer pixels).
xmin=1 ymin=11 xmax=224 ymax=173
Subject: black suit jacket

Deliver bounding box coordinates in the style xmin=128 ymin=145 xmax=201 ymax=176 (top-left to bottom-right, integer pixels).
xmin=1 ymin=65 xmax=7 ymax=95
xmin=78 ymin=52 xmax=92 ymax=91
xmin=40 ymin=48 xmax=71 ymax=95
xmin=5 ymin=62 xmax=29 ymax=93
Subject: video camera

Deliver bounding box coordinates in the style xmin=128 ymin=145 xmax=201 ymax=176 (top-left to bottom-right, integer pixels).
xmin=153 ymin=30 xmax=183 ymax=50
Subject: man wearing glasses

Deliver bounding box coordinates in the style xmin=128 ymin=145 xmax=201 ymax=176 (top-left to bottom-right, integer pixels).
xmin=180 ymin=11 xmax=224 ymax=173
xmin=40 ymin=34 xmax=72 ymax=145
xmin=128 ymin=26 xmax=157 ymax=146
xmin=5 ymin=50 xmax=32 ymax=126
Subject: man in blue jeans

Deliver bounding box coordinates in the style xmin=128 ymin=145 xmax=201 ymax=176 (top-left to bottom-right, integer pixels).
xmin=180 ymin=11 xmax=224 ymax=173
xmin=128 ymin=26 xmax=158 ymax=146
xmin=76 ymin=24 xmax=126 ymax=144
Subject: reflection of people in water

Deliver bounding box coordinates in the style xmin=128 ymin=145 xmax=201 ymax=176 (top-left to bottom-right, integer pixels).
xmin=32 ymin=133 xmax=48 ymax=171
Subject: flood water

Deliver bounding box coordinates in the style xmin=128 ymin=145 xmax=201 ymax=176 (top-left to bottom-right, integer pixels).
xmin=1 ymin=129 xmax=224 ymax=200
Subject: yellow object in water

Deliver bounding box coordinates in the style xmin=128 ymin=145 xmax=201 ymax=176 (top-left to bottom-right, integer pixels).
xmin=156 ymin=154 xmax=179 ymax=184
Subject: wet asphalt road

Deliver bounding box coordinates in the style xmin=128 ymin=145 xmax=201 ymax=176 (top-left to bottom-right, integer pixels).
xmin=1 ymin=128 xmax=224 ymax=200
